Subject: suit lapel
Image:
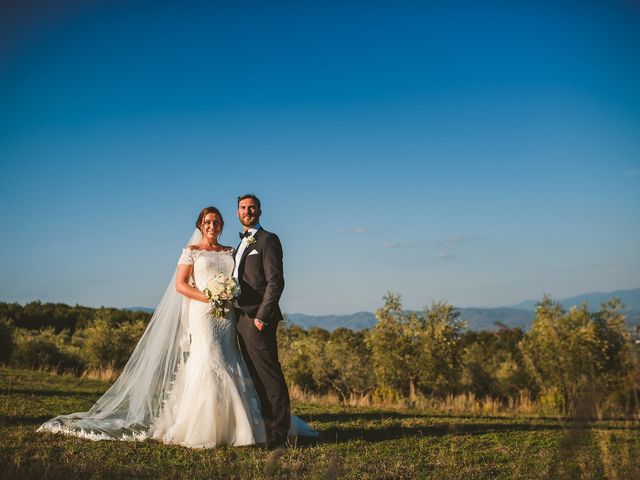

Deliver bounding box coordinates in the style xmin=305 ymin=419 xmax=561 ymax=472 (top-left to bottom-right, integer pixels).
xmin=233 ymin=240 xmax=242 ymax=258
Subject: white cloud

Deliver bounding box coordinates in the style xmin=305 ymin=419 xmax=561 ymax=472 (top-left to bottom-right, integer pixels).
xmin=339 ymin=227 xmax=368 ymax=234
xmin=383 ymin=236 xmax=476 ymax=251
xmin=623 ymin=168 xmax=640 ymax=177
xmin=383 ymin=236 xmax=478 ymax=256
xmin=433 ymin=236 xmax=475 ymax=257
xmin=383 ymin=240 xmax=427 ymax=249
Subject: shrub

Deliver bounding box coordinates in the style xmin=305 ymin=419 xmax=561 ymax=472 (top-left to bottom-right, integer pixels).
xmin=11 ymin=327 xmax=84 ymax=373
xmin=79 ymin=310 xmax=146 ymax=369
xmin=311 ymin=328 xmax=374 ymax=401
xmin=0 ymin=317 xmax=14 ymax=364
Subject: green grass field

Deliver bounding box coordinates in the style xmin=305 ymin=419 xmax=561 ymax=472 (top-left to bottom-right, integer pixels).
xmin=1 ymin=367 xmax=638 ymax=479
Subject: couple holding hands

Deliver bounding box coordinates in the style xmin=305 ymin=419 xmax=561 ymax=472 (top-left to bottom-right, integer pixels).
xmin=39 ymin=194 xmax=317 ymax=449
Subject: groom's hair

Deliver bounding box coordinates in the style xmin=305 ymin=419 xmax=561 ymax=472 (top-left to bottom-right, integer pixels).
xmin=237 ymin=194 xmax=261 ymax=210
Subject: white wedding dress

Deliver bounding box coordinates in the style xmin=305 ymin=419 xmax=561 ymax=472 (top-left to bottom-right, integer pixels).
xmin=150 ymin=248 xmax=266 ymax=447
xmin=38 ymin=243 xmax=316 ymax=447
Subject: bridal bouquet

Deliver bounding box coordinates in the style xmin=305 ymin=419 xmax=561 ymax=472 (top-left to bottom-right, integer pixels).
xmin=203 ymin=274 xmax=241 ymax=318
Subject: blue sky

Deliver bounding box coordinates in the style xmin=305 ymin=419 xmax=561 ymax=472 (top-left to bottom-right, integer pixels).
xmin=1 ymin=0 xmax=639 ymax=314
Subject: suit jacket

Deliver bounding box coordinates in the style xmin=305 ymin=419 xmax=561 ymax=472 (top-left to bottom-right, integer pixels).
xmin=234 ymin=227 xmax=284 ymax=324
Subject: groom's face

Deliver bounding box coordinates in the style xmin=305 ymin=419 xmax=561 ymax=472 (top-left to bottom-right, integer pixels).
xmin=238 ymin=198 xmax=261 ymax=228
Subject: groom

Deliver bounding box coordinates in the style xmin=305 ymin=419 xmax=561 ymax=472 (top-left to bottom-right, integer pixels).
xmin=233 ymin=194 xmax=290 ymax=448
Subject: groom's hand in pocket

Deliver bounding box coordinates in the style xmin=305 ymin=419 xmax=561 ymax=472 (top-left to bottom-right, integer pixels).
xmin=254 ymin=318 xmax=265 ymax=331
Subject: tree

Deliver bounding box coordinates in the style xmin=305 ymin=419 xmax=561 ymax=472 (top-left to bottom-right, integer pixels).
xmin=460 ymin=328 xmax=533 ymax=400
xmin=278 ymin=322 xmax=318 ymax=391
xmin=368 ymin=293 xmax=466 ymax=398
xmin=367 ymin=293 xmax=417 ymax=397
xmin=309 ymin=328 xmax=374 ymax=401
xmin=520 ymin=295 xmax=634 ymax=414
xmin=413 ymin=301 xmax=466 ymax=396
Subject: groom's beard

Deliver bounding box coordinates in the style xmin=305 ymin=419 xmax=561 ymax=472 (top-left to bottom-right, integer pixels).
xmin=240 ymin=217 xmax=258 ymax=228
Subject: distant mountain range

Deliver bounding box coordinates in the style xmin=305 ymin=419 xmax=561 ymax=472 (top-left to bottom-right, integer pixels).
xmin=285 ymin=288 xmax=640 ymax=332
xmin=510 ymin=288 xmax=640 ymax=312
xmin=285 ymin=312 xmax=377 ymax=331
xmin=129 ymin=288 xmax=640 ymax=332
xmin=286 ymin=308 xmax=536 ymax=332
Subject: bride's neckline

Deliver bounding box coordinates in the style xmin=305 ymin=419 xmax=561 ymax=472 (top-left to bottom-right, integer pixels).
xmin=188 ymin=246 xmax=233 ymax=253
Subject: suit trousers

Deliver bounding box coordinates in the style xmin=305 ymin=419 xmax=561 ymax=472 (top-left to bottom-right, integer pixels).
xmin=236 ymin=314 xmax=291 ymax=439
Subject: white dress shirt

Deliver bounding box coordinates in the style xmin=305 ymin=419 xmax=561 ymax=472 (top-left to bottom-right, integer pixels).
xmin=233 ymin=224 xmax=260 ymax=280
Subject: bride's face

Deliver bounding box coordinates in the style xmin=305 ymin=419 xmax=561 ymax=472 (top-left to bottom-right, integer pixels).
xmin=200 ymin=213 xmax=222 ymax=241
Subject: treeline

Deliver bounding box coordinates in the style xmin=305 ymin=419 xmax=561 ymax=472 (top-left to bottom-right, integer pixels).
xmin=278 ymin=294 xmax=638 ymax=415
xmin=0 ymin=301 xmax=151 ymax=333
xmin=1 ymin=296 xmax=637 ymax=415
xmin=0 ymin=302 xmax=151 ymax=372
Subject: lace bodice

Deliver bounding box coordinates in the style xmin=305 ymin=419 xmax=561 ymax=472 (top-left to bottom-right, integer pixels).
xmin=178 ymin=248 xmax=234 ymax=290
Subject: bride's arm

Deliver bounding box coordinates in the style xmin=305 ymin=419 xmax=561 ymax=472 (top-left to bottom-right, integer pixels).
xmin=176 ymin=264 xmax=209 ymax=302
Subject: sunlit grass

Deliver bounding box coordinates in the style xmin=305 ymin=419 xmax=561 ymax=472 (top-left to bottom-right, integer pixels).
xmin=1 ymin=367 xmax=638 ymax=479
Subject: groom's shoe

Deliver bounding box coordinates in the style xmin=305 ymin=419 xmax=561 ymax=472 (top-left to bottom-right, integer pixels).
xmin=267 ymin=433 xmax=289 ymax=450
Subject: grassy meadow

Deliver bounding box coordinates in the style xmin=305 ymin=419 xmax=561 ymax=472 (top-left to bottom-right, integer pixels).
xmin=1 ymin=367 xmax=639 ymax=479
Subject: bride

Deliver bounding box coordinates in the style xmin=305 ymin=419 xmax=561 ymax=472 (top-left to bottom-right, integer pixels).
xmin=38 ymin=206 xmax=316 ymax=448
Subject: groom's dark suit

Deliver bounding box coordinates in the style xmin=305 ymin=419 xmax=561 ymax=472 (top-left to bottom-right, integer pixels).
xmin=234 ymin=227 xmax=290 ymax=442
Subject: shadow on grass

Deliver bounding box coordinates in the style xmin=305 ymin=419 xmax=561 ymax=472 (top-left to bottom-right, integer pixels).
xmin=0 ymin=388 xmax=103 ymax=398
xmin=0 ymin=414 xmax=53 ymax=427
xmin=304 ymin=411 xmax=561 ymax=423
xmin=299 ymin=410 xmax=629 ymax=424
xmin=296 ymin=412 xmax=640 ymax=446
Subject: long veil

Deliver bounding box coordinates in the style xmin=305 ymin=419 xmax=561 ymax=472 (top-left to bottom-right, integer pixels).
xmin=37 ymin=229 xmax=203 ymax=440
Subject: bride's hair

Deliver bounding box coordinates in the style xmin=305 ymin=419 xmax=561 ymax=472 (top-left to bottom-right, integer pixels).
xmin=196 ymin=206 xmax=224 ymax=233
